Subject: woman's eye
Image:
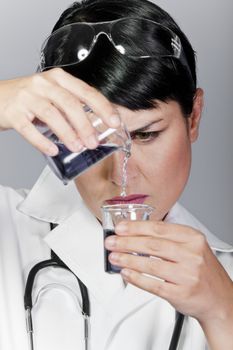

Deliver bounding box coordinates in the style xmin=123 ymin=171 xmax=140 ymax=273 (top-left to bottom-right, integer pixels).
xmin=130 ymin=131 xmax=160 ymax=143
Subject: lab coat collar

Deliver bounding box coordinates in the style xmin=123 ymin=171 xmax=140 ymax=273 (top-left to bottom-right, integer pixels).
xmin=17 ymin=166 xmax=82 ymax=224
xmin=165 ymin=202 xmax=233 ymax=253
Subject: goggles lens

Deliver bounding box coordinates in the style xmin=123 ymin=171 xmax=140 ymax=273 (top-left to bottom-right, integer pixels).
xmin=40 ymin=17 xmax=184 ymax=71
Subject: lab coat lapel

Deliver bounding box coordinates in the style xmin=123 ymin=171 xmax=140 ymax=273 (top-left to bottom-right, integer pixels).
xmin=165 ymin=202 xmax=233 ymax=252
xmin=43 ymin=205 xmax=125 ymax=310
xmin=17 ymin=166 xmax=81 ymax=224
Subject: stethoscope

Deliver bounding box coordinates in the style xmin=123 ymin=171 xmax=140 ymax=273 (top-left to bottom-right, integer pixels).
xmin=24 ymin=224 xmax=184 ymax=350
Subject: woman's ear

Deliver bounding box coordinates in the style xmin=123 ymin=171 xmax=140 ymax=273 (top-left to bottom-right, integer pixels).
xmin=188 ymin=88 xmax=204 ymax=143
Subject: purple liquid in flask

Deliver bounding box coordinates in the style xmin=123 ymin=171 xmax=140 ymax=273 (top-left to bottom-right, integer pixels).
xmin=47 ymin=141 xmax=118 ymax=184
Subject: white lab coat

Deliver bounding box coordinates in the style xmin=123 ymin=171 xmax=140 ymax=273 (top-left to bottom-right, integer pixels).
xmin=0 ymin=166 xmax=232 ymax=350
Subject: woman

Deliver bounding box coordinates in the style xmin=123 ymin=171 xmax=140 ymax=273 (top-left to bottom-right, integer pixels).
xmin=0 ymin=0 xmax=232 ymax=349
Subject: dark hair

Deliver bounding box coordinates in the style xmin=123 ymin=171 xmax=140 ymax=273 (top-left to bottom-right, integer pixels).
xmin=50 ymin=0 xmax=197 ymax=115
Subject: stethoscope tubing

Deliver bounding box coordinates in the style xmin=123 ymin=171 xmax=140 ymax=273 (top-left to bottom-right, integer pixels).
xmin=24 ymin=223 xmax=184 ymax=350
xmin=169 ymin=312 xmax=185 ymax=350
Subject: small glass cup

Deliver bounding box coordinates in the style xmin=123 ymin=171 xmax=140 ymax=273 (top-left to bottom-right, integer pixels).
xmin=101 ymin=203 xmax=154 ymax=273
xmin=38 ymin=108 xmax=131 ymax=185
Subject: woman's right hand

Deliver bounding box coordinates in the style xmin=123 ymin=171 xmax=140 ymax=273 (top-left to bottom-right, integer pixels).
xmin=0 ymin=68 xmax=120 ymax=156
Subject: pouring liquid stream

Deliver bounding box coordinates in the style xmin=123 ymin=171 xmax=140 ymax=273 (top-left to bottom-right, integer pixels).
xmin=120 ymin=147 xmax=131 ymax=197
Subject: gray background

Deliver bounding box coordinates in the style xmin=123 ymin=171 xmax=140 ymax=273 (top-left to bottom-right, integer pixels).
xmin=0 ymin=0 xmax=232 ymax=244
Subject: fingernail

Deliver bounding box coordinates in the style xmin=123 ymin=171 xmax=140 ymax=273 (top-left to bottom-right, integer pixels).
xmin=110 ymin=114 xmax=121 ymax=127
xmin=121 ymin=269 xmax=131 ymax=278
xmin=47 ymin=144 xmax=58 ymax=156
xmin=109 ymin=253 xmax=119 ymax=262
xmin=105 ymin=237 xmax=116 ymax=248
xmin=87 ymin=134 xmax=98 ymax=149
xmin=115 ymin=222 xmax=128 ymax=233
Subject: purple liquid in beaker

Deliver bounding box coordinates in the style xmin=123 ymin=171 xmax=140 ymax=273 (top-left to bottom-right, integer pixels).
xmin=104 ymin=229 xmax=121 ymax=273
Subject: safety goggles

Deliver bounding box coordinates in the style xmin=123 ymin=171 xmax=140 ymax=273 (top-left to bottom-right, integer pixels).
xmin=39 ymin=17 xmax=189 ymax=71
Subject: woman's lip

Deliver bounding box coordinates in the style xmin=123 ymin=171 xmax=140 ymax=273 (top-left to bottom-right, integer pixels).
xmin=105 ymin=194 xmax=149 ymax=205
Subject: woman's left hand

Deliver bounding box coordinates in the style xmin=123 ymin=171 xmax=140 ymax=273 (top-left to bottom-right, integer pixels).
xmin=104 ymin=220 xmax=233 ymax=326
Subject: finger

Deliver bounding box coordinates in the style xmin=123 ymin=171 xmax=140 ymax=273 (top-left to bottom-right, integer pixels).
xmin=109 ymin=252 xmax=185 ymax=284
xmin=14 ymin=117 xmax=58 ymax=156
xmin=115 ymin=220 xmax=195 ymax=243
xmin=105 ymin=235 xmax=189 ymax=262
xmin=120 ymin=268 xmax=177 ymax=300
xmin=47 ymin=68 xmax=121 ymax=127
xmin=29 ymin=98 xmax=85 ymax=152
xmin=43 ymin=84 xmax=99 ymax=149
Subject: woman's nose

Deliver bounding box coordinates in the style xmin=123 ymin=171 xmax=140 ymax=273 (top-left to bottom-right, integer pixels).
xmin=109 ymin=150 xmax=136 ymax=186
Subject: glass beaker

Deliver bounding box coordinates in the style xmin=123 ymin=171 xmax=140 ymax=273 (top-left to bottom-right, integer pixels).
xmin=101 ymin=203 xmax=154 ymax=273
xmin=39 ymin=109 xmax=131 ymax=185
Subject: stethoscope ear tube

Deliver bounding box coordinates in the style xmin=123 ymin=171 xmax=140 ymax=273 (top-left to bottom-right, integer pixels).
xmin=25 ymin=308 xmax=34 ymax=350
xmin=24 ymin=222 xmax=91 ymax=350
xmin=24 ymin=252 xmax=90 ymax=350
xmin=24 ymin=259 xmax=59 ymax=309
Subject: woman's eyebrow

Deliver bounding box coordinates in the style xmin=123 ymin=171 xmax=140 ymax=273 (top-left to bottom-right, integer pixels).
xmin=130 ymin=119 xmax=163 ymax=133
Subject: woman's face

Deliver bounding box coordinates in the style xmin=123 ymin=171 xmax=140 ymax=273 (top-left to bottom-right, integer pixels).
xmin=75 ymin=91 xmax=203 ymax=220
